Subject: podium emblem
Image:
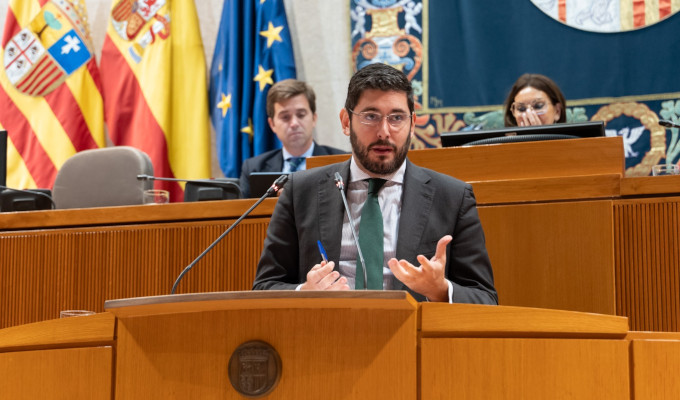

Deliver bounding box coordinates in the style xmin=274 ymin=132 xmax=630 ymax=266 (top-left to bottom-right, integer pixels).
xmin=228 ymin=340 xmax=281 ymax=397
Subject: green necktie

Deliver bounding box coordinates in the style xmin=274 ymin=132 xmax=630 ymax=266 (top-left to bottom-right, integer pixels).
xmin=356 ymin=178 xmax=386 ymax=290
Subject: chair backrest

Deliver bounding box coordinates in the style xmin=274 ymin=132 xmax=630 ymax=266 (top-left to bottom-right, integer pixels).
xmin=53 ymin=146 xmax=153 ymax=209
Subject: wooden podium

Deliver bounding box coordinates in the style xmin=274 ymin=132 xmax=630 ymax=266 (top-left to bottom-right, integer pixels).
xmin=5 ymin=291 xmax=669 ymax=399
xmin=105 ymin=291 xmax=418 ymax=399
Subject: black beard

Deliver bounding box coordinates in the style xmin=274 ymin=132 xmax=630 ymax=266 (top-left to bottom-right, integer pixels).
xmin=349 ymin=124 xmax=411 ymax=175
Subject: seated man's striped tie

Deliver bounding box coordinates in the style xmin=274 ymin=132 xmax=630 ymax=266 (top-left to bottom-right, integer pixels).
xmin=287 ymin=157 xmax=305 ymax=172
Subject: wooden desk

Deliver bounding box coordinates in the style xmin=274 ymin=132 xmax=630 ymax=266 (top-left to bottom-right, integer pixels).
xmin=0 ymin=199 xmax=277 ymax=328
xmin=626 ymin=331 xmax=680 ymax=400
xmin=0 ymin=312 xmax=115 ymax=399
xmin=2 ymin=137 xmax=680 ymax=332
xmin=1 ymin=294 xmax=639 ymax=399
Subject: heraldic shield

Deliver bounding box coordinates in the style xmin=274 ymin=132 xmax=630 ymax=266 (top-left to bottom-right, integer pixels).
xmin=2 ymin=0 xmax=93 ymax=97
xmin=111 ymin=0 xmax=166 ymax=40
xmin=228 ymin=341 xmax=281 ymax=397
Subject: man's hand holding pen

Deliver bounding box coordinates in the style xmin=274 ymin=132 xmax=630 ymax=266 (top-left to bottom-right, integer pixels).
xmin=299 ymin=261 xmax=350 ymax=291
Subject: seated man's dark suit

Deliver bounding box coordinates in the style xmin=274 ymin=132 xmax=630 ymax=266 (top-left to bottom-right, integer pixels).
xmin=239 ymin=142 xmax=346 ymax=197
xmin=252 ymin=159 xmax=498 ymax=304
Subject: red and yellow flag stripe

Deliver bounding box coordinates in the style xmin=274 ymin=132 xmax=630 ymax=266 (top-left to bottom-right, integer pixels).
xmin=0 ymin=0 xmax=105 ymax=189
xmin=100 ymin=0 xmax=211 ymax=201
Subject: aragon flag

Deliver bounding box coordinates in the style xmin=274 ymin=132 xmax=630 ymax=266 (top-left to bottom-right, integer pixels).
xmin=209 ymin=0 xmax=296 ymax=179
xmin=100 ymin=0 xmax=211 ymax=201
xmin=0 ymin=0 xmax=105 ymax=189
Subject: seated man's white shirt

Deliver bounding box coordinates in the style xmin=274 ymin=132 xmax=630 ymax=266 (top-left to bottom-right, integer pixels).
xmin=281 ymin=142 xmax=315 ymax=173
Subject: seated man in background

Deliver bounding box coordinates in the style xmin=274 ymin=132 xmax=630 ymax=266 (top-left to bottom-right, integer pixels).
xmin=503 ymin=73 xmax=566 ymax=127
xmin=239 ymin=79 xmax=346 ymax=197
xmin=253 ymin=63 xmax=497 ymax=304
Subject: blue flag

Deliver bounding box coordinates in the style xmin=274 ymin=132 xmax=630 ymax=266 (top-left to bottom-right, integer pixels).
xmin=209 ymin=0 xmax=296 ymax=178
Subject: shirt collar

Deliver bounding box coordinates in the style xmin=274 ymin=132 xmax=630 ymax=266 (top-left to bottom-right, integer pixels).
xmin=349 ymin=156 xmax=406 ymax=184
xmin=282 ymin=142 xmax=315 ymax=160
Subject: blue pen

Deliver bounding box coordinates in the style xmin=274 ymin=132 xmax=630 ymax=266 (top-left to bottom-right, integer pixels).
xmin=316 ymin=240 xmax=329 ymax=263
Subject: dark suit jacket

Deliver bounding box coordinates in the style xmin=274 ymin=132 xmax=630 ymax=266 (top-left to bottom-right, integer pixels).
xmin=252 ymin=159 xmax=498 ymax=304
xmin=239 ymin=142 xmax=346 ymax=197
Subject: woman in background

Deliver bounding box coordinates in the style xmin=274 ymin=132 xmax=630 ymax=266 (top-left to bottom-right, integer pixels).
xmin=503 ymin=73 xmax=566 ymax=127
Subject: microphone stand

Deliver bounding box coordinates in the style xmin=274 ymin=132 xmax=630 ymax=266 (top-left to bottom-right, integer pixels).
xmin=137 ymin=174 xmax=242 ymax=191
xmin=333 ymin=172 xmax=368 ymax=290
xmin=170 ymin=175 xmax=288 ymax=294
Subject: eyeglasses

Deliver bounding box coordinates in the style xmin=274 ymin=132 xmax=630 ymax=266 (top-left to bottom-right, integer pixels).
xmin=349 ymin=109 xmax=412 ymax=128
xmin=510 ymin=100 xmax=551 ymax=116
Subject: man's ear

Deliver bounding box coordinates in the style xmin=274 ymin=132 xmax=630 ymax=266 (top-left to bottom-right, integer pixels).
xmin=340 ymin=108 xmax=350 ymax=137
xmin=267 ymin=117 xmax=275 ymax=131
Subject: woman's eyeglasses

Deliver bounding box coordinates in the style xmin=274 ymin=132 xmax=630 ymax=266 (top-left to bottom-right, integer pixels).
xmin=511 ymin=100 xmax=550 ymax=115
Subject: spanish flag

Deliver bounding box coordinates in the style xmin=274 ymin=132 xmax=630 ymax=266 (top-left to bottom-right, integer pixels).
xmin=0 ymin=0 xmax=105 ymax=189
xmin=100 ymin=0 xmax=210 ymax=201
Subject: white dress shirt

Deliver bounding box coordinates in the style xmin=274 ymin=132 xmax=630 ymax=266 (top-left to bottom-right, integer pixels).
xmin=338 ymin=157 xmax=405 ymax=290
xmin=281 ymin=142 xmax=315 ymax=173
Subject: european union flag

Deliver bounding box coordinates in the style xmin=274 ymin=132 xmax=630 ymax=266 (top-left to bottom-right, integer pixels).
xmin=209 ymin=0 xmax=296 ymax=178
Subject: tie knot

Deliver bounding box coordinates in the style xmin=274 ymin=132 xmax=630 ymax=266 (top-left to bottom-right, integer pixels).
xmin=287 ymin=157 xmax=305 ymax=172
xmin=367 ymin=178 xmax=386 ymax=196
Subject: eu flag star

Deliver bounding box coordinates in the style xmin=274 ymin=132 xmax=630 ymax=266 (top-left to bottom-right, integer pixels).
xmin=253 ymin=65 xmax=274 ymax=91
xmin=241 ymin=118 xmax=254 ymax=137
xmin=260 ymin=22 xmax=283 ymax=48
xmin=217 ymin=93 xmax=232 ymax=117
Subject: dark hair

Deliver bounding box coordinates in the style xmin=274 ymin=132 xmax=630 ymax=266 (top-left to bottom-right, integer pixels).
xmin=345 ymin=63 xmax=414 ymax=114
xmin=503 ymin=73 xmax=567 ymax=126
xmin=266 ymin=79 xmax=316 ymax=118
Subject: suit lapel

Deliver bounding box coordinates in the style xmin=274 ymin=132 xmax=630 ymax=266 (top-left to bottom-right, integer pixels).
xmin=311 ymin=142 xmax=325 ymax=156
xmin=317 ymin=161 xmax=350 ymax=263
xmin=264 ymin=152 xmax=284 ymax=171
xmin=396 ymin=160 xmax=434 ymax=262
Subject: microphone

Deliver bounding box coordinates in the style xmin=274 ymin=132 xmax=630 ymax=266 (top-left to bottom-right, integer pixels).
xmin=659 ymin=120 xmax=680 ymax=129
xmin=170 ymin=174 xmax=288 ymax=294
xmin=333 ymin=172 xmax=368 ymax=290
xmin=0 ymin=185 xmax=56 ymax=210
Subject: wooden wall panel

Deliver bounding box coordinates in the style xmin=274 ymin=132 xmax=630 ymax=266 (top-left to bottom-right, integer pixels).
xmin=478 ymin=200 xmax=616 ymax=315
xmin=614 ymin=199 xmax=680 ymax=331
xmin=0 ymin=219 xmax=269 ymax=329
xmin=627 ymin=332 xmax=680 ymax=400
xmin=0 ymin=347 xmax=113 ymax=400
xmin=421 ymin=338 xmax=629 ymax=399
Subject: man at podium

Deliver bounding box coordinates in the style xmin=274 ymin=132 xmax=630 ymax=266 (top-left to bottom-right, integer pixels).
xmin=253 ymin=63 xmax=497 ymax=304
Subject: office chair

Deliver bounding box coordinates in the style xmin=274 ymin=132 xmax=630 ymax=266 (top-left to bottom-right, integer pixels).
xmin=52 ymin=146 xmax=154 ymax=209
